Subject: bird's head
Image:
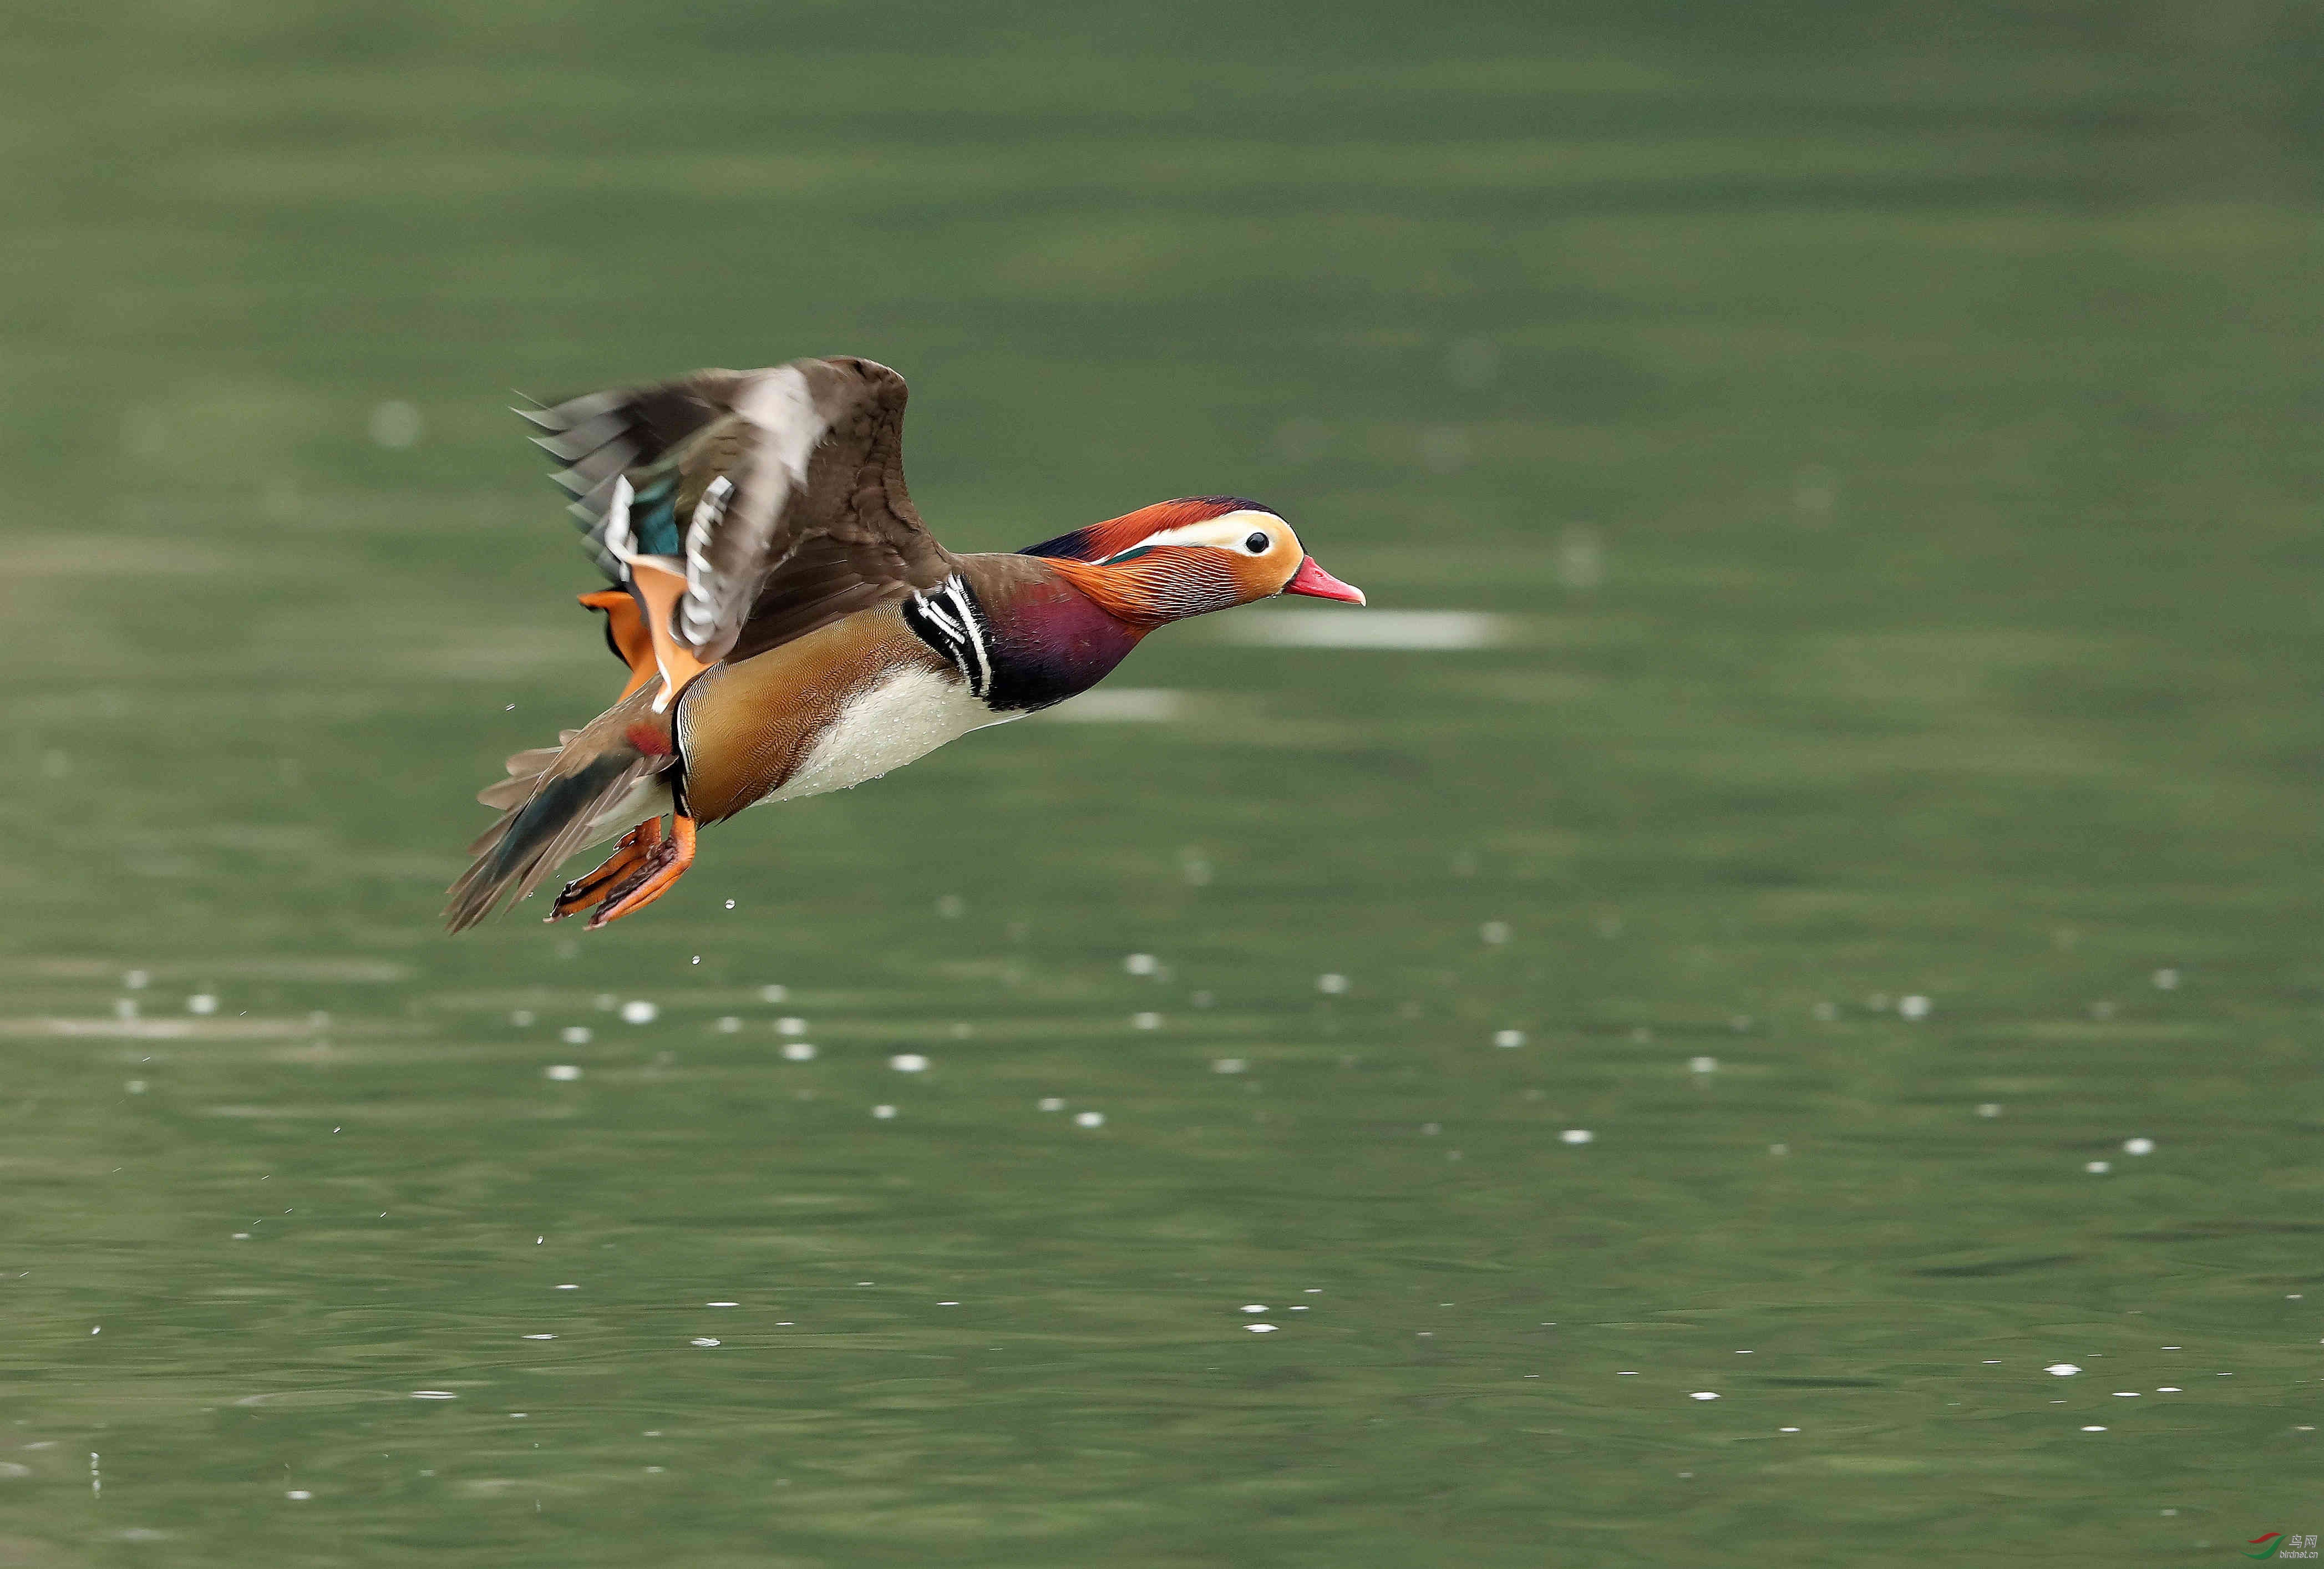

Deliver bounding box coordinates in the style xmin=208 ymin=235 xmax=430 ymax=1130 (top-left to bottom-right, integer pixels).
xmin=1022 ymin=496 xmax=1364 ymax=626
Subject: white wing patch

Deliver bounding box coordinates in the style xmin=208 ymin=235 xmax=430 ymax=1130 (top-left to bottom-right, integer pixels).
xmin=680 ymin=475 xmax=734 ymax=647
xmin=734 ymin=366 xmax=823 ymax=489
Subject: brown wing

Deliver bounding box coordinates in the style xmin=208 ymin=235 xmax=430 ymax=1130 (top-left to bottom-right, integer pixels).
xmin=523 ymin=356 xmax=956 ymax=667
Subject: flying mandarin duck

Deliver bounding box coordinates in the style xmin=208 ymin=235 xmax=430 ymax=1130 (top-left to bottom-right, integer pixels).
xmin=444 ymin=357 xmax=1365 ymax=932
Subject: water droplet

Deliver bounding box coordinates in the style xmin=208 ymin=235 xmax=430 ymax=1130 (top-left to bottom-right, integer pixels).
xmin=1560 ymin=1129 xmax=1594 ymax=1145
xmin=889 ymin=1054 xmax=928 ymax=1073
xmin=1899 ymin=995 xmax=1931 ymax=1020
xmin=2047 ymin=1363 xmax=2081 ymax=1377
xmin=1246 ymin=1323 xmax=1277 ymax=1334
xmin=2124 ymin=1137 xmax=2154 ymax=1155
xmin=618 ymin=1000 xmax=658 ymax=1025
xmin=1073 ymin=1111 xmax=1105 ymax=1128
xmin=1242 ymin=1304 xmax=1267 ymax=1313
xmin=1689 ymin=1392 xmax=1719 ymax=1401
xmin=871 ymin=1105 xmax=897 ymax=1120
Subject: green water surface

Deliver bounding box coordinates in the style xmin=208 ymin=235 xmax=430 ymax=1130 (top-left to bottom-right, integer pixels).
xmin=4 ymin=3 xmax=2323 ymax=1563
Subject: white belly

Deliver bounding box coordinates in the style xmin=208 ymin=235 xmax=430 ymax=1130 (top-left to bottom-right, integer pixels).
xmin=765 ymin=667 xmax=1019 ymax=805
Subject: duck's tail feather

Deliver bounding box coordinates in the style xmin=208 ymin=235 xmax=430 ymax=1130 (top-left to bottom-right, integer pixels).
xmin=445 ymin=712 xmax=671 ymax=933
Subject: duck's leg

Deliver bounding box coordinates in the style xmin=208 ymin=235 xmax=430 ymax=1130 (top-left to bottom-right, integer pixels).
xmin=625 ymin=561 xmax=714 ymax=713
xmin=586 ymin=814 xmax=697 ymax=929
xmin=547 ymin=817 xmax=661 ymax=922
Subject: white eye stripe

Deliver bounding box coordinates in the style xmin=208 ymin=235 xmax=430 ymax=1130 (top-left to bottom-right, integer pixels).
xmin=1105 ymin=510 xmax=1284 ymax=560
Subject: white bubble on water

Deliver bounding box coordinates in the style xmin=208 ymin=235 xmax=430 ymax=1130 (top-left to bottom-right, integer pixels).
xmin=1494 ymin=1029 xmax=1526 ymax=1048
xmin=936 ymin=895 xmax=965 ymax=918
xmin=777 ymin=1017 xmax=808 ymax=1036
xmin=2152 ymin=967 xmax=2180 ymax=990
xmin=1125 ymin=953 xmax=1159 ymax=976
xmin=545 ymin=1065 xmax=582 ymax=1081
xmin=1899 ymin=995 xmax=1931 ymax=1020
xmin=2124 ymin=1137 xmax=2154 ymax=1155
xmin=187 ymin=994 xmax=219 ymax=1015
xmin=286 ymin=1489 xmax=312 ymax=1500
xmin=510 ymin=1010 xmax=535 ymax=1027
xmin=1690 ymin=1055 xmax=1718 ymax=1073
xmin=410 ymin=1391 xmax=457 ymax=1399
xmin=1977 ymin=1103 xmax=2002 ymax=1118
xmin=889 ymin=1054 xmax=928 ymax=1073
xmin=2047 ymin=1363 xmax=2081 ymax=1377
xmin=781 ymin=1042 xmax=816 ymax=1061
xmin=1811 ymin=1000 xmax=1838 ymax=1021
xmin=1560 ymin=1129 xmax=1594 ymax=1145
xmin=716 ymin=1017 xmax=741 ymax=1034
xmin=561 ymin=1027 xmax=592 ymax=1045
xmin=1213 ymin=1058 xmax=1247 ymax=1074
xmin=2080 ymin=1425 xmax=2107 ymax=1433
xmin=691 ymin=1337 xmax=720 ymax=1348
xmin=1074 ymin=1111 xmax=1105 ymax=1128
xmin=725 ymin=899 xmax=737 ymax=910
xmin=124 ymin=970 xmax=149 ymax=990
xmin=1246 ymin=1323 xmax=1277 ymax=1333
xmin=1689 ymin=1392 xmax=1720 ymax=1401
xmin=2085 ymin=1161 xmax=2111 ymax=1174
xmin=619 ymin=1000 xmax=658 ymax=1024
xmin=759 ymin=985 xmax=788 ymax=1003
xmin=1131 ymin=1012 xmax=1161 ymax=1031
xmin=1039 ymin=1098 xmax=1066 ymax=1111
xmin=125 ymin=1080 xmax=147 ymax=1094
xmin=1317 ymin=973 xmax=1349 ymax=995
xmin=368 ymin=400 xmax=423 ymax=448
xmin=1480 ymin=921 xmax=1510 ymax=945
xmin=871 ymin=1105 xmax=897 ymax=1120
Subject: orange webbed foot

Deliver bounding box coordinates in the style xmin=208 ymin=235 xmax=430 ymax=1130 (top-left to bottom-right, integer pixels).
xmin=586 ymin=814 xmax=697 ymax=929
xmin=548 ymin=818 xmax=661 ymax=922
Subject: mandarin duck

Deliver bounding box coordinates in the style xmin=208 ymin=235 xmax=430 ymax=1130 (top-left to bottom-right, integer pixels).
xmin=444 ymin=357 xmax=1364 ymax=932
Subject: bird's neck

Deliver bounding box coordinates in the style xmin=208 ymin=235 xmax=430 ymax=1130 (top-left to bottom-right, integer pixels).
xmin=956 ymin=556 xmax=1151 ymax=712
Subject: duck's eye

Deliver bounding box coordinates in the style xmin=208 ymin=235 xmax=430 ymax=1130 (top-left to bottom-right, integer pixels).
xmin=1244 ymin=531 xmax=1271 ymax=553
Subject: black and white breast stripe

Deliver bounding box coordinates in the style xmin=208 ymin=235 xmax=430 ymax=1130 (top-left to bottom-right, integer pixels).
xmin=902 ymin=576 xmax=993 ymax=700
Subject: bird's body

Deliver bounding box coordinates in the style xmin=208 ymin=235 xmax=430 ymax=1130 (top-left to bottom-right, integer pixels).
xmin=445 ymin=357 xmax=1362 ymax=932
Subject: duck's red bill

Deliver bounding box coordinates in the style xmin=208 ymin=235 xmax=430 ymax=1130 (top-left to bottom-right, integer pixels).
xmin=1283 ymin=556 xmax=1366 ymax=605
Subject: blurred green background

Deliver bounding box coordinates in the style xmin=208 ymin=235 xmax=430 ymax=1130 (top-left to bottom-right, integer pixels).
xmin=4 ymin=3 xmax=2323 ymax=1565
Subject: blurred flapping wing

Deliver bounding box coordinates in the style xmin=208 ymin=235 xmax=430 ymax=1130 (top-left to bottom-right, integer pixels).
xmin=523 ymin=357 xmax=955 ymax=666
